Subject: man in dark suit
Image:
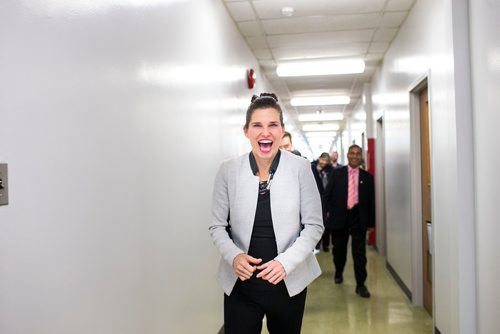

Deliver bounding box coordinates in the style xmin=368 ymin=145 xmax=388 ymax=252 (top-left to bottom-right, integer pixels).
xmin=311 ymin=152 xmax=334 ymax=253
xmin=325 ymin=145 xmax=375 ymax=298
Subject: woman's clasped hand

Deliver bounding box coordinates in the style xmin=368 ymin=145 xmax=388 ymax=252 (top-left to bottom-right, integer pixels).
xmin=232 ymin=253 xmax=286 ymax=284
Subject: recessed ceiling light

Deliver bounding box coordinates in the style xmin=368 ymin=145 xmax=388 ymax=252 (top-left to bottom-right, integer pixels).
xmin=281 ymin=7 xmax=294 ymax=17
xmin=298 ymin=112 xmax=344 ymax=122
xmin=302 ymin=123 xmax=340 ymax=132
xmin=291 ymin=96 xmax=350 ymax=106
xmin=277 ymin=59 xmax=365 ymax=77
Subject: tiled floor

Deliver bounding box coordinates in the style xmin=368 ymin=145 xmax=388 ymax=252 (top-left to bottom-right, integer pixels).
xmin=263 ymin=247 xmax=433 ymax=334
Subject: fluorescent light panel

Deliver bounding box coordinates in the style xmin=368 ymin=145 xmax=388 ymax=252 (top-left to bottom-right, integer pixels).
xmin=277 ymin=59 xmax=365 ymax=77
xmin=349 ymin=122 xmax=366 ymax=131
xmin=291 ymin=96 xmax=350 ymax=106
xmin=302 ymin=123 xmax=339 ymax=132
xmin=354 ymin=111 xmax=366 ymax=120
xmin=305 ymin=131 xmax=337 ymax=137
xmin=298 ymin=112 xmax=344 ymax=122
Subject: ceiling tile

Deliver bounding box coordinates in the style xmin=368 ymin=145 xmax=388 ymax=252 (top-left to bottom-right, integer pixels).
xmin=262 ymin=69 xmax=279 ymax=80
xmin=273 ymin=87 xmax=290 ymax=99
xmin=267 ymin=30 xmax=374 ymax=48
xmin=365 ymin=53 xmax=384 ymax=62
xmin=225 ymin=1 xmax=256 ymax=22
xmin=380 ymin=12 xmax=408 ymax=28
xmin=262 ymin=13 xmax=380 ymax=35
xmin=268 ymin=80 xmax=289 ymax=95
xmin=373 ymin=28 xmax=398 ymax=42
xmin=253 ymin=48 xmax=273 ymax=59
xmin=238 ymin=21 xmax=264 ymax=37
xmin=268 ymin=78 xmax=287 ymax=88
xmin=259 ymin=59 xmax=277 ymax=68
xmin=385 ymin=0 xmax=415 ymax=11
xmin=272 ymin=43 xmax=369 ymax=61
xmin=368 ymin=41 xmax=390 ymax=53
xmin=253 ymin=0 xmax=387 ymax=19
xmin=246 ymin=36 xmax=268 ymax=49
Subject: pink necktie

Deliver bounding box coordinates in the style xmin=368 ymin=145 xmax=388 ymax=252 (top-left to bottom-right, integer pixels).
xmin=348 ymin=169 xmax=357 ymax=209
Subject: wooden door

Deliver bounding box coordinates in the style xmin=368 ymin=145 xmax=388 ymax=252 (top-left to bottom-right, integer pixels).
xmin=419 ymin=88 xmax=432 ymax=314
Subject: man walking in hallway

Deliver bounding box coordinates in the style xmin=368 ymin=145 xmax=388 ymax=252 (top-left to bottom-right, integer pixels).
xmin=330 ymin=150 xmax=343 ymax=169
xmin=325 ymin=145 xmax=375 ymax=298
xmin=311 ymin=152 xmax=334 ymax=253
xmin=280 ymin=131 xmax=302 ymax=156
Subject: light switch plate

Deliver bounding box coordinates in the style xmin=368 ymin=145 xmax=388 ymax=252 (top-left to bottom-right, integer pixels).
xmin=0 ymin=163 xmax=8 ymax=206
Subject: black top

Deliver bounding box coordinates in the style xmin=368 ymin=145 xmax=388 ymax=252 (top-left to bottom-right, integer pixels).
xmin=244 ymin=190 xmax=278 ymax=290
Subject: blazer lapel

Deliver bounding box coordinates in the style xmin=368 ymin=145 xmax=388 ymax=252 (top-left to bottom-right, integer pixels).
xmin=236 ymin=157 xmax=259 ymax=251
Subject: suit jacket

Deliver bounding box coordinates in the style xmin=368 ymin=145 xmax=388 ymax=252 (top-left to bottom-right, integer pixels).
xmin=325 ymin=166 xmax=375 ymax=230
xmin=311 ymin=161 xmax=334 ymax=196
xmin=311 ymin=161 xmax=334 ymax=221
xmin=209 ymin=150 xmax=324 ymax=297
xmin=332 ymin=163 xmax=344 ymax=170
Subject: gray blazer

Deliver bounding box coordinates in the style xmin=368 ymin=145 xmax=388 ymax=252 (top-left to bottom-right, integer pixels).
xmin=209 ymin=150 xmax=324 ymax=297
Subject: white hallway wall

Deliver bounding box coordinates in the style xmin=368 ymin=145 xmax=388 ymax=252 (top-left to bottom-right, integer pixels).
xmin=0 ymin=0 xmax=271 ymax=333
xmin=469 ymin=1 xmax=500 ymax=333
xmin=371 ymin=0 xmax=476 ymax=333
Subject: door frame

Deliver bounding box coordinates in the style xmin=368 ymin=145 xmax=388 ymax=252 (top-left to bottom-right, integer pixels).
xmin=375 ymin=116 xmax=386 ymax=256
xmin=409 ymin=73 xmax=432 ymax=308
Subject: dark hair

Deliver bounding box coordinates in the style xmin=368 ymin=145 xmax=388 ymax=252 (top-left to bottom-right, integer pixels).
xmin=244 ymin=93 xmax=284 ymax=129
xmin=282 ymin=131 xmax=292 ymax=141
xmin=348 ymin=144 xmax=362 ymax=153
xmin=319 ymin=152 xmax=331 ymax=161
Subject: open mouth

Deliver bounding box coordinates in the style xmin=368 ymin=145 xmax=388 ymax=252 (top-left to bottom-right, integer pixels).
xmin=258 ymin=140 xmax=273 ymax=153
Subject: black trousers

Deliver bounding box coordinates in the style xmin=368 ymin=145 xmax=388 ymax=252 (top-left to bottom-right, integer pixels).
xmin=224 ymin=281 xmax=307 ymax=334
xmin=317 ymin=208 xmax=332 ymax=250
xmin=321 ymin=225 xmax=333 ymax=250
xmin=331 ymin=205 xmax=367 ymax=286
xmin=316 ymin=228 xmax=332 ymax=250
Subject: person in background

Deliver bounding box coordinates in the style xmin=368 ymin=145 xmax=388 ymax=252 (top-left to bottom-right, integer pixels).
xmin=311 ymin=152 xmax=334 ymax=253
xmin=209 ymin=93 xmax=324 ymax=333
xmin=322 ymin=151 xmax=344 ymax=252
xmin=331 ymin=150 xmax=343 ymax=169
xmin=324 ymin=144 xmax=375 ymax=298
xmin=280 ymin=131 xmax=302 ymax=156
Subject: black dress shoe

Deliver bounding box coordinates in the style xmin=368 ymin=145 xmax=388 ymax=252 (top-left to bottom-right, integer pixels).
xmin=334 ymin=274 xmax=343 ymax=284
xmin=355 ymin=285 xmax=371 ymax=298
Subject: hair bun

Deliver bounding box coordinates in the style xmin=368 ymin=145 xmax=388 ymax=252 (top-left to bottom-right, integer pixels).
xmin=249 ymin=93 xmax=279 ymax=104
xmin=259 ymin=93 xmax=278 ymax=102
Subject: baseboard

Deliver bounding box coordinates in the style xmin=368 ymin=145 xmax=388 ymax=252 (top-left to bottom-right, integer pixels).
xmin=386 ymin=261 xmax=412 ymax=301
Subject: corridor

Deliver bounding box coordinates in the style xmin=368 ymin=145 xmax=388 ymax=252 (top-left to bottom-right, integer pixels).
xmin=1 ymin=1 xmax=499 ymax=333
xmin=262 ymin=249 xmax=432 ymax=334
